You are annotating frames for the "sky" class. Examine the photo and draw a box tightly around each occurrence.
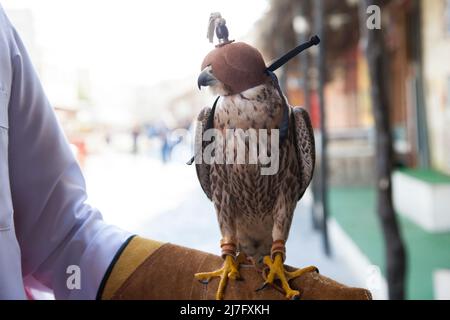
[2,0,269,124]
[3,0,269,87]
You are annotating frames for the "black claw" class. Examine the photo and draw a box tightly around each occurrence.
[255,282,269,292]
[314,267,320,274]
[199,280,209,285]
[291,295,300,300]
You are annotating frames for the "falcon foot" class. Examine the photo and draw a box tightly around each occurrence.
[194,255,240,300]
[259,253,318,300]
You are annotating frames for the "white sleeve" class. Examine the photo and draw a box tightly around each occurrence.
[5,13,133,299]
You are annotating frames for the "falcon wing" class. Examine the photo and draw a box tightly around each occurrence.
[291,107,316,200]
[194,107,213,201]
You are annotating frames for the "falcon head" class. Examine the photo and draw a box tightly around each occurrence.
[198,42,269,97]
[199,12,320,99]
[197,65,231,96]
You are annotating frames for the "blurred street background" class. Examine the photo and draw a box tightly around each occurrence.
[3,0,450,299]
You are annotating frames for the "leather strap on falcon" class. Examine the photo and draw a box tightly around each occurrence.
[271,239,287,261]
[265,36,320,73]
[186,96,220,166]
[267,71,290,145]
[220,240,237,259]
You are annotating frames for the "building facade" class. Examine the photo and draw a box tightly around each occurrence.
[422,0,450,174]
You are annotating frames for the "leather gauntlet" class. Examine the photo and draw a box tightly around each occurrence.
[99,236,372,300]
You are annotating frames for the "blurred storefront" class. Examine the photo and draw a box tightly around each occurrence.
[259,0,450,179]
[256,0,450,299]
[422,0,450,175]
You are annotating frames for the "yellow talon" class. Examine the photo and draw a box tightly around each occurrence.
[262,253,318,300]
[194,255,240,300]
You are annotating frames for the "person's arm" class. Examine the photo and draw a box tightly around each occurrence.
[5,15,132,299]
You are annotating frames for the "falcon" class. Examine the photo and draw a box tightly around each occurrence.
[192,14,320,300]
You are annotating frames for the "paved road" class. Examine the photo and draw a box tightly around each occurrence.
[83,152,360,288]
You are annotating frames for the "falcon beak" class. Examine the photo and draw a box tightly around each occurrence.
[197,67,218,90]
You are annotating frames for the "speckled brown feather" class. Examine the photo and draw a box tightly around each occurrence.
[292,107,316,200]
[195,107,213,200]
[194,80,315,265]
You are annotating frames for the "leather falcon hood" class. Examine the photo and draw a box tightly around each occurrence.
[200,35,320,96]
[201,42,269,96]
[200,13,320,96]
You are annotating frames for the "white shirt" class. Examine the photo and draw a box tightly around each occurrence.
[0,5,132,299]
